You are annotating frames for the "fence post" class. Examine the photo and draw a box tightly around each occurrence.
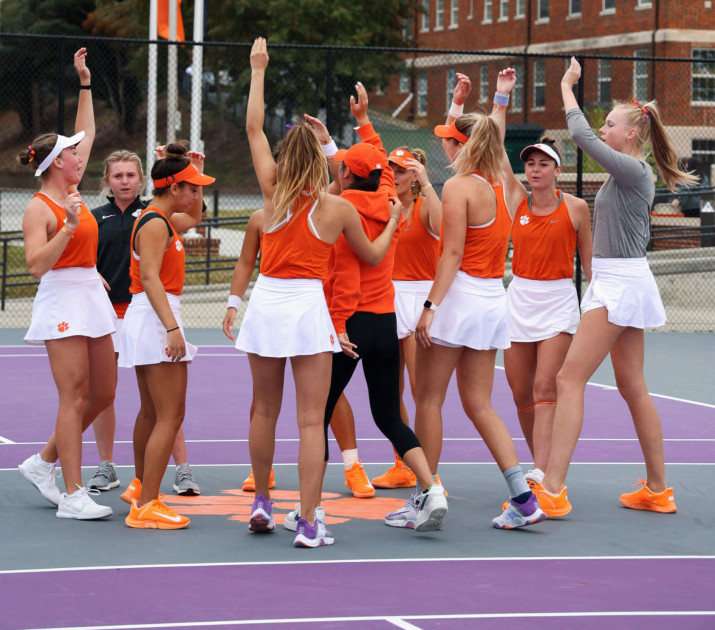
[1,240,8,311]
[575,56,585,301]
[58,38,66,135]
[701,202,715,247]
[326,49,334,133]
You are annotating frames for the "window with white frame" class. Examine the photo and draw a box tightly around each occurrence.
[499,0,508,20]
[569,0,581,16]
[418,71,428,116]
[484,0,492,21]
[480,66,489,101]
[537,0,549,20]
[468,0,473,18]
[598,59,612,104]
[692,49,715,103]
[637,0,653,6]
[421,0,430,31]
[533,59,545,109]
[436,0,444,28]
[512,62,523,112]
[446,68,457,111]
[451,0,459,26]
[562,140,577,168]
[515,0,526,18]
[399,72,410,94]
[633,50,648,102]
[602,0,615,11]
[692,139,715,168]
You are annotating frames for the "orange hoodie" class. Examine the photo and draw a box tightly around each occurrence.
[323,123,399,335]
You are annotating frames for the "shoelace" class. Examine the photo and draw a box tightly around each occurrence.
[150,500,179,516]
[631,478,648,488]
[95,462,114,479]
[176,468,194,483]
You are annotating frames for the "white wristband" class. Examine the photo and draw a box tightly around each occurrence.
[449,101,464,118]
[321,140,338,158]
[494,92,510,107]
[227,295,242,310]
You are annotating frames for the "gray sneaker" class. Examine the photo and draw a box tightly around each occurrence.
[173,463,200,495]
[86,461,120,491]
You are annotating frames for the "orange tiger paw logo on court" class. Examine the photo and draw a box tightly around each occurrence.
[164,489,405,526]
[57,322,69,332]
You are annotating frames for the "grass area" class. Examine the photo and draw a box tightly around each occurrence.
[0,243,37,300]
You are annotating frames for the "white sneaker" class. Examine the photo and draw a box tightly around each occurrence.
[414,484,448,532]
[56,487,113,520]
[384,494,419,529]
[525,468,545,487]
[18,454,61,506]
[284,504,327,533]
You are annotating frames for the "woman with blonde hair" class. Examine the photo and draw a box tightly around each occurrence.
[536,58,698,517]
[238,38,400,547]
[17,47,115,520]
[413,72,546,529]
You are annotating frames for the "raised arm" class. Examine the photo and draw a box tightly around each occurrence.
[446,72,471,124]
[246,37,277,221]
[73,47,94,189]
[304,113,341,195]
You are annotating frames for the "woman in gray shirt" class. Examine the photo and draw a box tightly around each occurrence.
[536,57,697,519]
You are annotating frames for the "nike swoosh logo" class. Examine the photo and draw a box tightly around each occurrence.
[550,219,560,223]
[153,511,182,522]
[102,215,114,220]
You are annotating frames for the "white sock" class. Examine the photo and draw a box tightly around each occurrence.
[342,449,359,469]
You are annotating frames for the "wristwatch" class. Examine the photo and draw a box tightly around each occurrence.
[424,300,438,311]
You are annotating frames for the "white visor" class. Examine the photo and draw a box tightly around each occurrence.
[35,131,85,177]
[520,143,561,167]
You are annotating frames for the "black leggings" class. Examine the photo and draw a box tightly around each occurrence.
[323,311,421,461]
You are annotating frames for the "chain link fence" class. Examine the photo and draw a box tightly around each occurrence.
[1,34,713,331]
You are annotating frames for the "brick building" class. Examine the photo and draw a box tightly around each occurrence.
[371,0,715,176]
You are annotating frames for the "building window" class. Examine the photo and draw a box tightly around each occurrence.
[598,59,612,104]
[451,0,459,26]
[537,0,549,20]
[436,0,444,28]
[403,18,412,39]
[499,0,508,20]
[418,71,428,116]
[446,68,457,111]
[602,0,615,11]
[693,49,715,103]
[468,0,473,18]
[484,0,492,21]
[512,62,523,112]
[633,50,648,102]
[533,59,545,109]
[421,0,430,31]
[480,66,489,101]
[399,72,410,94]
[569,0,581,16]
[563,140,577,168]
[637,0,652,6]
[692,139,715,167]
[515,0,526,18]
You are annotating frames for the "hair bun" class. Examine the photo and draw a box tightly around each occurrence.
[540,135,556,146]
[163,140,190,160]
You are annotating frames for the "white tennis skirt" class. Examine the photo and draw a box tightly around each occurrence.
[236,274,341,358]
[24,267,116,346]
[581,257,666,329]
[117,292,198,367]
[430,271,510,350]
[393,279,432,339]
[110,317,123,351]
[507,276,580,342]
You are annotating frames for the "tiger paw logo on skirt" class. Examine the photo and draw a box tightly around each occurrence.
[57,322,69,332]
[330,334,335,345]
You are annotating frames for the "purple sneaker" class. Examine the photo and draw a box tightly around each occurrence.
[293,513,334,548]
[492,493,547,529]
[249,493,275,532]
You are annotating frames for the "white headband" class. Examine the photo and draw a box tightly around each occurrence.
[520,143,561,167]
[35,131,85,177]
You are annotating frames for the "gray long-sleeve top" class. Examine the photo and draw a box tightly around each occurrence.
[566,107,654,258]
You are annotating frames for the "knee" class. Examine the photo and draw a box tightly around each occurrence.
[615,377,648,403]
[533,378,557,403]
[555,367,581,396]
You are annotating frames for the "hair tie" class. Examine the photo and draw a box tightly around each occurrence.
[27,146,36,163]
[630,98,650,122]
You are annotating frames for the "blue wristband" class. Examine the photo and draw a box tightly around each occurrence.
[494,92,510,107]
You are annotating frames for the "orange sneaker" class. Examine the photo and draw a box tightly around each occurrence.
[242,468,276,492]
[534,484,572,517]
[620,479,677,513]
[344,460,375,498]
[372,460,417,489]
[120,477,141,504]
[125,498,190,529]
[435,473,448,498]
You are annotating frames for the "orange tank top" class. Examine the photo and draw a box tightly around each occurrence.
[392,196,440,281]
[34,192,97,269]
[459,174,512,279]
[511,191,578,280]
[260,198,333,280]
[129,207,185,296]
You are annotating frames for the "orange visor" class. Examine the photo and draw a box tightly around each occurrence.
[153,163,216,189]
[388,148,417,168]
[433,121,470,144]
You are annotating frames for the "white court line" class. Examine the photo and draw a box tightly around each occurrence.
[1,554,713,575]
[387,619,423,630]
[34,611,715,630]
[0,435,16,444]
